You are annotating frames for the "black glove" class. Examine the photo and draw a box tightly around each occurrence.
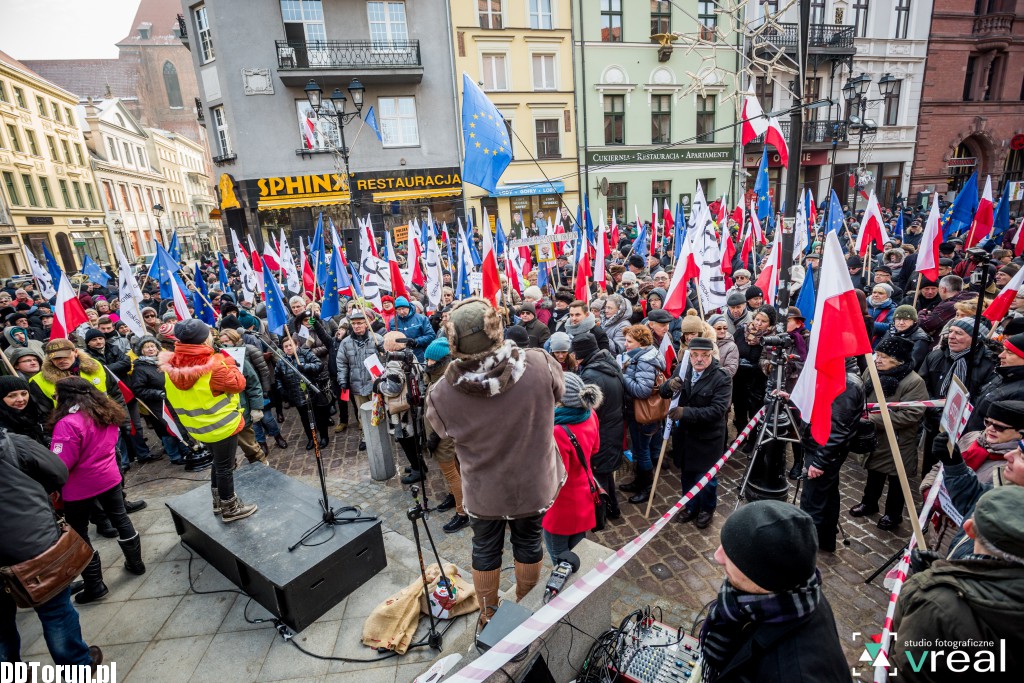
[936,439,964,468]
[406,338,417,348]
[426,432,441,452]
[910,548,942,575]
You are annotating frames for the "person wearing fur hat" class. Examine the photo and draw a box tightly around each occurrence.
[851,336,928,530]
[522,285,552,325]
[425,298,565,623]
[517,302,551,347]
[548,289,575,334]
[543,374,602,562]
[160,319,255,522]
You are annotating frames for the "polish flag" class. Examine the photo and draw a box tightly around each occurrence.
[480,212,502,307]
[51,272,89,339]
[407,220,426,287]
[170,274,193,321]
[302,115,317,150]
[754,224,782,306]
[247,235,265,294]
[262,241,281,271]
[506,248,525,295]
[720,221,736,279]
[983,264,1024,323]
[518,245,533,277]
[750,200,766,244]
[854,192,890,256]
[362,354,385,379]
[610,210,620,248]
[764,117,789,168]
[791,232,873,444]
[651,199,660,256]
[300,248,315,294]
[659,332,677,375]
[575,229,592,303]
[740,213,754,268]
[162,401,185,442]
[662,198,674,238]
[915,201,943,282]
[714,196,728,229]
[594,222,607,292]
[965,175,995,248]
[363,218,379,258]
[383,230,410,300]
[663,238,700,317]
[740,84,769,145]
[1013,217,1024,257]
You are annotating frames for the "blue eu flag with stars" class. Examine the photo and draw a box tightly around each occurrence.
[461,73,512,193]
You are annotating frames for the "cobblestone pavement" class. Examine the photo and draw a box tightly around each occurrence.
[126,406,916,667]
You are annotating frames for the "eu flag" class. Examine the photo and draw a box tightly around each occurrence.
[81,254,110,286]
[192,263,217,326]
[311,213,326,287]
[893,210,904,241]
[262,257,289,334]
[42,242,63,286]
[168,230,181,263]
[321,248,344,320]
[992,186,1011,241]
[754,149,774,229]
[217,253,230,292]
[364,105,383,142]
[826,190,844,237]
[461,73,512,192]
[945,171,978,238]
[153,243,181,299]
[794,261,817,330]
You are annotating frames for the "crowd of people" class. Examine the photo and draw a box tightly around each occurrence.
[3,194,1024,679]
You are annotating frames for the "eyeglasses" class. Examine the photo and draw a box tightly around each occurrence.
[144,313,157,318]
[985,418,1018,432]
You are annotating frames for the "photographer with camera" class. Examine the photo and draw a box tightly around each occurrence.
[377,331,431,486]
[336,309,384,452]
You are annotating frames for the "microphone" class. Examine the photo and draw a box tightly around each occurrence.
[544,551,580,602]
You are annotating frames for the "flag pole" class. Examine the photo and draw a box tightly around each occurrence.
[863,356,928,549]
[645,337,686,518]
[912,273,922,308]
[866,244,873,289]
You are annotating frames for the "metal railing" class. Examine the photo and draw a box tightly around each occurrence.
[754,23,855,50]
[274,39,421,70]
[750,119,848,145]
[973,13,1014,36]
[211,153,236,164]
[176,14,188,39]
[195,98,204,123]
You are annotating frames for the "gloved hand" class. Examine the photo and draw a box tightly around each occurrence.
[936,440,965,468]
[250,410,264,422]
[426,432,441,452]
[667,377,684,393]
[406,338,417,348]
[668,406,685,421]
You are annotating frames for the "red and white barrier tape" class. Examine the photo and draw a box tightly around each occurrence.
[866,399,946,410]
[872,467,945,683]
[441,407,767,683]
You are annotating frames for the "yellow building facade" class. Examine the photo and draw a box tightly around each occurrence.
[451,0,579,236]
[0,52,108,278]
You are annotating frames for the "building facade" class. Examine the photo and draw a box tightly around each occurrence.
[909,0,1024,206]
[742,0,932,212]
[167,130,221,256]
[180,0,464,253]
[452,0,580,235]
[572,1,740,230]
[0,52,108,277]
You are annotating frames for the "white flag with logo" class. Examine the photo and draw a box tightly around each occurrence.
[114,242,146,338]
[24,245,55,298]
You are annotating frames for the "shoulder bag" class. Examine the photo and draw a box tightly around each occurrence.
[560,424,611,532]
[634,370,669,425]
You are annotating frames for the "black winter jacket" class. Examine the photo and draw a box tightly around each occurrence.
[802,373,866,471]
[0,430,68,565]
[964,364,1024,434]
[86,344,131,380]
[577,349,625,474]
[660,359,733,473]
[275,346,331,407]
[919,343,997,432]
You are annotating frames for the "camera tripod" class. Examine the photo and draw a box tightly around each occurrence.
[404,485,454,652]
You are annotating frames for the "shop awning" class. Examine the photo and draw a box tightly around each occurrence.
[209,208,222,220]
[372,187,462,203]
[257,192,350,211]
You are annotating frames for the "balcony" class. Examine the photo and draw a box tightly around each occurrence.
[177,14,189,48]
[212,153,236,165]
[750,120,849,146]
[195,98,204,124]
[274,39,423,86]
[753,23,856,59]
[973,13,1014,50]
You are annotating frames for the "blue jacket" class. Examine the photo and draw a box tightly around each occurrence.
[622,345,665,403]
[390,310,435,361]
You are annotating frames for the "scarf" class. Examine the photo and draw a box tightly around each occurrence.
[135,354,159,365]
[743,324,768,347]
[445,341,527,397]
[565,313,596,337]
[876,361,912,398]
[554,405,590,425]
[941,348,970,395]
[962,433,1018,470]
[699,571,822,683]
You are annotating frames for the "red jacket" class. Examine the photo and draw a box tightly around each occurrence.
[543,412,600,536]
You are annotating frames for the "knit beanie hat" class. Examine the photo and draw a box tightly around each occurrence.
[561,373,604,411]
[447,298,503,357]
[520,302,537,316]
[394,296,411,310]
[986,400,1024,430]
[84,328,105,344]
[1004,333,1024,359]
[424,337,450,362]
[707,314,727,328]
[571,332,599,360]
[133,335,161,356]
[720,500,818,592]
[871,282,893,297]
[549,331,572,353]
[973,486,1024,559]
[680,310,704,335]
[174,319,211,345]
[949,318,975,336]
[745,286,764,301]
[0,374,29,398]
[875,335,914,365]
[504,325,529,347]
[894,305,918,322]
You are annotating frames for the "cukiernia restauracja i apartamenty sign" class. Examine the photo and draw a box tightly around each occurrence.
[586,147,735,165]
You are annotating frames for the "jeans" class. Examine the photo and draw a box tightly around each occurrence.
[627,419,658,472]
[64,483,137,544]
[0,587,92,665]
[543,530,586,565]
[127,401,153,460]
[680,471,718,513]
[469,515,544,571]
[207,434,240,500]
[251,405,281,442]
[160,435,187,463]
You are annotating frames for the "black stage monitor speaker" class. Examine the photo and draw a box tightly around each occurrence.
[166,464,387,633]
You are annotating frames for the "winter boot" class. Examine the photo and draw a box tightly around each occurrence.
[472,568,501,627]
[74,552,108,605]
[618,468,646,494]
[122,489,147,513]
[513,560,543,602]
[220,495,257,522]
[212,487,221,515]
[117,533,146,575]
[627,470,653,504]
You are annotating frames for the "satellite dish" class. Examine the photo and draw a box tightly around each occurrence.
[600,177,609,196]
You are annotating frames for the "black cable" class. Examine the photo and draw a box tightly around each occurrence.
[124,474,209,488]
[183,543,244,597]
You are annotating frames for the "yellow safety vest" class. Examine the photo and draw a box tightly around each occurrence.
[164,364,242,443]
[30,367,109,406]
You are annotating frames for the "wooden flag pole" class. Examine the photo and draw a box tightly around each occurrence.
[866,244,874,289]
[645,341,687,518]
[864,355,928,549]
[912,273,923,308]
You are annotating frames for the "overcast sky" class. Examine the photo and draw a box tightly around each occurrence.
[0,0,140,61]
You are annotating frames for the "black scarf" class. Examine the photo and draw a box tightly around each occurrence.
[876,361,912,398]
[0,400,47,445]
[699,571,822,683]
[941,348,970,395]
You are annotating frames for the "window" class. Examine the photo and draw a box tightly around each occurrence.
[106,137,118,161]
[532,54,556,90]
[696,95,716,142]
[607,182,626,221]
[535,119,560,159]
[985,54,1005,101]
[122,142,133,165]
[13,87,26,109]
[75,144,84,166]
[102,181,117,211]
[85,184,97,210]
[281,0,326,65]
[367,2,408,45]
[852,0,869,37]
[604,95,624,144]
[652,180,671,211]
[5,125,21,153]
[64,107,72,123]
[25,130,39,156]
[61,140,73,166]
[119,184,133,212]
[0,127,4,149]
[804,76,821,121]
[296,100,340,150]
[53,103,62,123]
[136,146,147,168]
[895,0,911,39]
[378,97,419,147]
[810,0,826,24]
[146,188,155,209]
[0,80,7,103]
[601,0,622,42]
[530,0,553,29]
[651,1,671,34]
[194,5,215,63]
[35,96,48,117]
[697,1,716,40]
[964,55,977,101]
[651,94,671,144]
[883,79,902,126]
[163,61,183,108]
[755,75,775,114]
[481,53,508,91]
[38,177,54,208]
[133,186,145,213]
[2,172,20,206]
[58,179,72,208]
[479,0,502,29]
[72,182,85,209]
[21,175,38,207]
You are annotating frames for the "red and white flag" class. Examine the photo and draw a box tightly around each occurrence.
[594,221,607,292]
[983,263,1024,323]
[740,84,769,145]
[662,238,700,317]
[51,272,89,339]
[247,235,265,295]
[480,210,502,307]
[750,200,766,245]
[791,232,873,444]
[764,117,789,168]
[610,210,620,248]
[170,273,193,322]
[302,115,317,150]
[262,241,281,272]
[162,401,185,442]
[363,354,385,379]
[966,175,994,248]
[384,230,410,300]
[301,248,315,295]
[659,332,677,375]
[915,200,943,282]
[407,219,426,287]
[854,192,890,256]
[575,228,592,303]
[720,219,736,279]
[651,199,660,256]
[662,198,674,238]
[1013,217,1024,257]
[754,224,782,306]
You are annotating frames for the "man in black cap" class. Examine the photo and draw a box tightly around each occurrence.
[627,253,645,276]
[725,291,750,334]
[894,486,1024,680]
[900,277,942,313]
[660,336,732,528]
[700,501,847,681]
[871,265,904,302]
[848,255,866,290]
[516,302,550,347]
[937,256,954,279]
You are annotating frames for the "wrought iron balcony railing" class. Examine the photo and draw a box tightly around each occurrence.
[753,23,855,51]
[750,119,849,145]
[275,39,421,70]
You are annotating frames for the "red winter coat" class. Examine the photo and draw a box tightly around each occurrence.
[543,411,600,536]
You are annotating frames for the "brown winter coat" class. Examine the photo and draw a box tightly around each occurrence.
[858,368,928,477]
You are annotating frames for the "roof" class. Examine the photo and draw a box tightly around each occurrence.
[0,50,82,101]
[23,59,140,103]
[117,0,185,46]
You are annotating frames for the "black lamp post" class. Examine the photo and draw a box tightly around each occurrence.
[843,73,875,209]
[152,203,167,246]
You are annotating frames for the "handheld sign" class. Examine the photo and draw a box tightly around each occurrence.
[940,376,970,441]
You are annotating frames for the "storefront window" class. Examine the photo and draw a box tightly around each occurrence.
[72,231,110,265]
[607,182,626,221]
